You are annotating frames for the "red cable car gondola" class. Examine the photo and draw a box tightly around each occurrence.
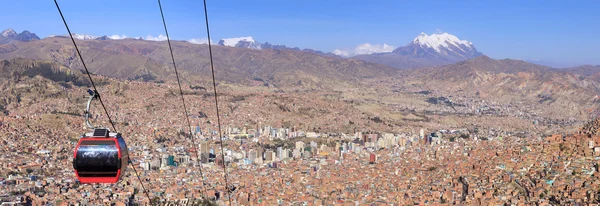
[73,90,129,184]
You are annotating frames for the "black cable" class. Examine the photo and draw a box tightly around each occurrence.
[129,160,152,203]
[157,0,208,198]
[53,0,152,203]
[53,0,117,132]
[201,0,232,205]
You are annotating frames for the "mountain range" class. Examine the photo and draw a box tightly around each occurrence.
[0,28,40,44]
[2,28,600,91]
[7,28,598,72]
[46,31,341,59]
[0,32,395,89]
[2,27,600,123]
[216,36,340,58]
[563,65,600,82]
[398,55,600,119]
[1,28,598,85]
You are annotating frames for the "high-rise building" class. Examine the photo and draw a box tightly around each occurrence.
[150,159,160,170]
[310,141,318,148]
[282,148,289,159]
[196,126,201,135]
[399,137,407,147]
[265,150,274,162]
[199,142,209,155]
[257,147,265,160]
[141,162,150,171]
[160,155,169,168]
[271,151,277,161]
[264,125,272,136]
[295,141,305,150]
[271,129,277,138]
[178,154,190,165]
[249,150,257,162]
[167,155,176,166]
[277,147,283,160]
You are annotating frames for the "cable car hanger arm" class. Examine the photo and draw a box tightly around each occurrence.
[85,89,100,130]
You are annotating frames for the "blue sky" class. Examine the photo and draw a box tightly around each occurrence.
[1,0,599,65]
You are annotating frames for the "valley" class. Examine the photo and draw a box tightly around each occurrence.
[2,26,600,205]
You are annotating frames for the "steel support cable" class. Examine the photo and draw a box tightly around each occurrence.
[53,0,151,203]
[129,159,152,203]
[201,0,232,205]
[157,0,208,198]
[53,0,116,132]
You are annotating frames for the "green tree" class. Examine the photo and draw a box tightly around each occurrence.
[150,197,161,206]
[194,199,218,206]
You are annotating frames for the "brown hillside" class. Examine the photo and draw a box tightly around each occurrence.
[0,37,398,89]
[399,56,600,119]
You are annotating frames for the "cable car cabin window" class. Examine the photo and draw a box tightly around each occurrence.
[75,140,120,177]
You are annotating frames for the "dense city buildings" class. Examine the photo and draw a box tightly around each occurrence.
[3,107,600,205]
[1,80,599,205]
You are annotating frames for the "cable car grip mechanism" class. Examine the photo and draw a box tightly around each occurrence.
[84,89,100,130]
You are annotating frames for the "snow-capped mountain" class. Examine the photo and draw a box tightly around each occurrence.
[353,32,483,69]
[394,32,482,61]
[0,28,40,43]
[218,37,262,50]
[216,36,339,58]
[73,33,128,40]
[412,32,473,53]
[49,33,129,40]
[72,33,99,40]
[1,28,17,38]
